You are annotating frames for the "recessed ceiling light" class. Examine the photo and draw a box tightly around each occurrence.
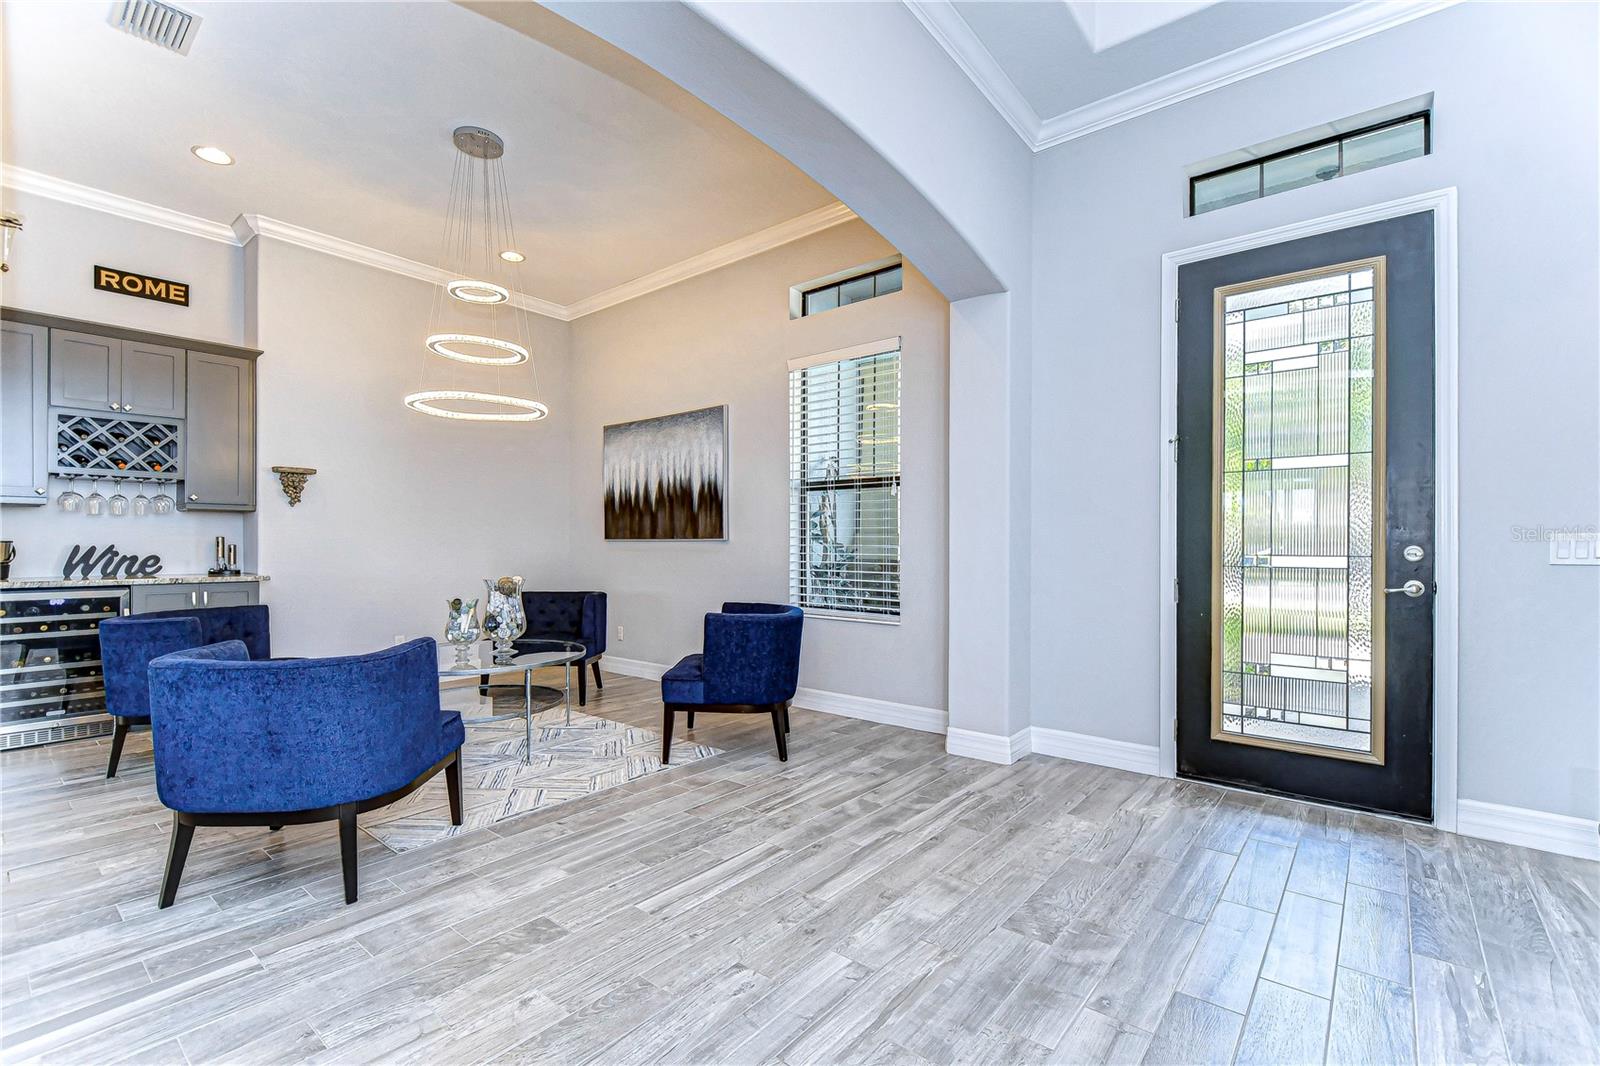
[190,145,234,166]
[498,250,525,263]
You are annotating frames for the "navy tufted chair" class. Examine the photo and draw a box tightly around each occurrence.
[98,605,274,778]
[147,637,464,907]
[514,591,607,705]
[660,603,803,762]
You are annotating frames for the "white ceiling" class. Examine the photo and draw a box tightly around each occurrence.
[954,0,1348,120]
[0,1,835,306]
[908,1,1451,149]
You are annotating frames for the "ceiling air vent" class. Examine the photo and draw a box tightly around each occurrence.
[110,0,201,55]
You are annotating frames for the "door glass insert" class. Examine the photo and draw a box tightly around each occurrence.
[1214,259,1384,762]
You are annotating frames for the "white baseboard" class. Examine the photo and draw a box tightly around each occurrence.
[793,687,947,734]
[946,726,1030,764]
[598,658,947,734]
[1030,726,1162,776]
[598,655,667,681]
[1456,799,1599,862]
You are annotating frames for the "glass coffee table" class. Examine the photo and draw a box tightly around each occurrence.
[437,640,587,762]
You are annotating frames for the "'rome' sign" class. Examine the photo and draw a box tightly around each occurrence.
[93,266,189,306]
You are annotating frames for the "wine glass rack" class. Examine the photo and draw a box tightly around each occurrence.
[49,409,183,481]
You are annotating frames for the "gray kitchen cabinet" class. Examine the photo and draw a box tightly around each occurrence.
[130,582,259,614]
[1,321,49,504]
[182,351,255,511]
[49,329,120,411]
[198,582,258,609]
[48,330,185,418]
[131,585,202,614]
[119,340,186,418]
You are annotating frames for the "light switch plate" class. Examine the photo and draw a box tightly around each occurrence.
[1549,534,1599,565]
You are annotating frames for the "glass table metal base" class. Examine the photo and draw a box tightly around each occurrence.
[437,641,586,763]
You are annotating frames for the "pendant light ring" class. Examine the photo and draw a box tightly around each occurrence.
[404,390,548,422]
[425,333,529,366]
[446,278,510,305]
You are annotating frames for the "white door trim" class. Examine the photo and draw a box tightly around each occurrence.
[1157,188,1461,832]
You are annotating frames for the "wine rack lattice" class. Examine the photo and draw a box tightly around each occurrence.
[49,409,183,481]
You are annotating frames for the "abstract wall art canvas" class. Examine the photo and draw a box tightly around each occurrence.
[603,405,727,540]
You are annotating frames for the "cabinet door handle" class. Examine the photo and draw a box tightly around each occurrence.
[109,403,121,411]
[188,494,199,501]
[190,591,198,607]
[123,404,134,412]
[34,487,46,495]
[202,590,210,607]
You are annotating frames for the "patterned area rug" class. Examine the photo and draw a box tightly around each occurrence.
[360,697,721,853]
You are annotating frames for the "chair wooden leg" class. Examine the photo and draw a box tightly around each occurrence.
[268,824,283,831]
[591,660,603,690]
[338,803,359,904]
[783,702,790,734]
[446,752,464,826]
[771,706,788,762]
[106,718,131,778]
[662,706,675,764]
[578,663,588,707]
[686,710,695,729]
[159,817,194,909]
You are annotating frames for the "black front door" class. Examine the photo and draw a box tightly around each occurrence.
[1176,213,1436,819]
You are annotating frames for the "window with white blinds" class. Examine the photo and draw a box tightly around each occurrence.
[788,338,902,620]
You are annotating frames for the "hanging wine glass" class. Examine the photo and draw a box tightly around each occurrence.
[133,481,152,517]
[84,480,107,516]
[153,482,176,515]
[57,477,84,513]
[108,480,130,517]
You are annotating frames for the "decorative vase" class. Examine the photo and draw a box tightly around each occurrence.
[444,597,481,666]
[484,575,526,664]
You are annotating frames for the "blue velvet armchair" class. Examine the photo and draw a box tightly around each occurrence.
[514,591,607,705]
[147,637,464,907]
[660,603,803,762]
[98,604,274,778]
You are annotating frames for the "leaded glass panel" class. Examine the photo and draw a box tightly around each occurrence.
[1215,261,1383,759]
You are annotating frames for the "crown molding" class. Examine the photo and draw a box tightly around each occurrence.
[901,1,1041,147]
[3,166,854,323]
[230,213,570,320]
[1,164,239,244]
[562,201,857,320]
[905,0,1458,152]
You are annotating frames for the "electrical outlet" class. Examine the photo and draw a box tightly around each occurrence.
[617,625,625,642]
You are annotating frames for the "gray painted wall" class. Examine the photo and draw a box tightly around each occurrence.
[1028,1,1599,819]
[245,237,574,657]
[565,220,950,712]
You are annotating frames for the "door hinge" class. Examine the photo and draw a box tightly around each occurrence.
[1173,578,1180,603]
[1168,435,1180,463]
[1173,297,1181,323]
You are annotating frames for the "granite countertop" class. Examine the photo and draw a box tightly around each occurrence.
[0,574,271,589]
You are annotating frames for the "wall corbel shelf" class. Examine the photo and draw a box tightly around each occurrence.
[269,466,316,506]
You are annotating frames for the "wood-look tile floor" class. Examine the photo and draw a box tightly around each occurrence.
[1,671,1596,1065]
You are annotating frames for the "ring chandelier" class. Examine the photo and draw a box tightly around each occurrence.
[407,126,544,422]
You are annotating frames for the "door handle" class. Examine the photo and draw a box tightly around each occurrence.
[190,591,198,607]
[1384,580,1427,598]
[202,590,210,607]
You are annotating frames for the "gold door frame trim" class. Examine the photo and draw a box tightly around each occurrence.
[1209,256,1387,766]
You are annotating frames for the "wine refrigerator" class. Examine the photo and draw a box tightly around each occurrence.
[0,587,129,750]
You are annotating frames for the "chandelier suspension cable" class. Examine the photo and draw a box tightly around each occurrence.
[491,153,540,401]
